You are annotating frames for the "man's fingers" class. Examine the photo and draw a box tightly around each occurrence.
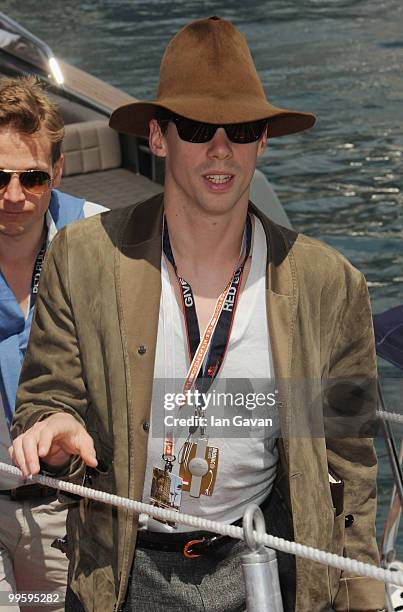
[37,427,54,458]
[21,434,41,475]
[77,431,98,467]
[36,423,97,468]
[48,426,97,467]
[10,435,31,477]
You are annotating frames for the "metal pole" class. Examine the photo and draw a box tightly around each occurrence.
[378,381,403,611]
[241,504,284,612]
[378,381,403,508]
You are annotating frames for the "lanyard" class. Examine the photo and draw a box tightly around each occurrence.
[161,215,252,467]
[30,238,47,309]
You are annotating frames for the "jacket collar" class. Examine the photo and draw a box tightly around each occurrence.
[120,193,164,249]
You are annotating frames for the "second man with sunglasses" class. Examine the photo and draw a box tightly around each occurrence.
[0,76,107,610]
[10,17,385,612]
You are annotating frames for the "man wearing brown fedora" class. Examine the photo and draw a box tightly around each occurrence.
[10,16,385,612]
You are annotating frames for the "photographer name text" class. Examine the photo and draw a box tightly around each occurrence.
[164,414,273,428]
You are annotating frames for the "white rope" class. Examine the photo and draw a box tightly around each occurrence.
[1,462,402,588]
[377,409,403,425]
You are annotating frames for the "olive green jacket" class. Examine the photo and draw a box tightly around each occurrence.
[13,194,386,611]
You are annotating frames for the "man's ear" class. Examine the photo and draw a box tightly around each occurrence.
[52,153,64,188]
[149,119,167,158]
[257,127,268,158]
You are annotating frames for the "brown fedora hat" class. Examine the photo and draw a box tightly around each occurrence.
[110,16,316,138]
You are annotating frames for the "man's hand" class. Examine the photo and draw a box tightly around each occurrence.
[9,413,98,477]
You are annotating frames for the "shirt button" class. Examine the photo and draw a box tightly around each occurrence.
[345,514,354,528]
[142,421,150,433]
[138,345,146,355]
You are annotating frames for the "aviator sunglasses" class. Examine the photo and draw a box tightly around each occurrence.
[0,169,53,196]
[159,113,268,144]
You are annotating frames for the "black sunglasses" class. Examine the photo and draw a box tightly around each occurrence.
[0,169,53,195]
[159,114,268,144]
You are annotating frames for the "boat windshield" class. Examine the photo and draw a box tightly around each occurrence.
[0,12,53,74]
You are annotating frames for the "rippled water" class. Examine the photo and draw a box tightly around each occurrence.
[3,0,403,553]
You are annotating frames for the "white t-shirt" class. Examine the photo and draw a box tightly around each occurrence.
[141,215,280,532]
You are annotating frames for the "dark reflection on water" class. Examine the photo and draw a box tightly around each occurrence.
[2,0,403,554]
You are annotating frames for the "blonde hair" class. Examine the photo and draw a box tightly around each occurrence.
[0,76,64,164]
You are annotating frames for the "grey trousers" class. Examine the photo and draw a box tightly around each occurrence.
[123,538,248,612]
[65,488,296,612]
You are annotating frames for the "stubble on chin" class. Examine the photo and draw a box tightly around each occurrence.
[0,220,26,237]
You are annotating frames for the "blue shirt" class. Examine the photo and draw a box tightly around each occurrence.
[0,189,86,428]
